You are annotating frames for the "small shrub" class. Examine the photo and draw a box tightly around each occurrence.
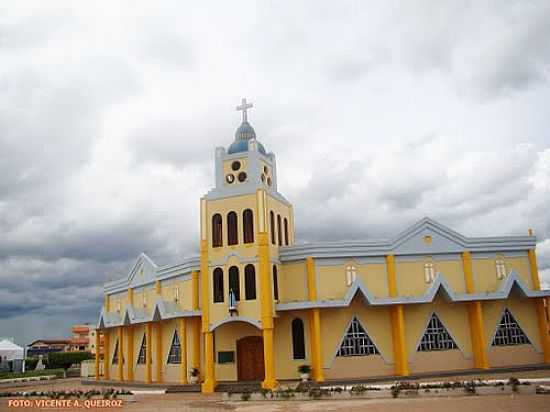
[508,377,520,392]
[240,391,251,401]
[297,364,311,374]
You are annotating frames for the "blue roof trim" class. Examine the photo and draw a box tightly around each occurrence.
[97,300,201,329]
[274,271,550,312]
[279,217,536,261]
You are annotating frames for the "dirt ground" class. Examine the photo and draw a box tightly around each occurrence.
[1,372,550,412]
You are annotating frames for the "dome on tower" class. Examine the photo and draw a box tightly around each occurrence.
[228,98,267,155]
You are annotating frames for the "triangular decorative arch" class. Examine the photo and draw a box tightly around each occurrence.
[167,330,181,364]
[337,317,380,357]
[492,308,531,346]
[417,313,457,352]
[137,334,147,364]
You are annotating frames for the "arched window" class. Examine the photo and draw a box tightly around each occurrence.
[270,211,275,244]
[495,255,506,279]
[243,209,254,244]
[291,318,305,359]
[345,265,357,286]
[284,218,289,245]
[212,214,223,247]
[245,264,257,300]
[424,258,435,283]
[273,265,279,301]
[277,214,282,246]
[213,268,224,303]
[229,266,240,301]
[227,212,238,245]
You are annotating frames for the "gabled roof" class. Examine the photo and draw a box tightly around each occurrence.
[275,271,550,311]
[279,217,536,261]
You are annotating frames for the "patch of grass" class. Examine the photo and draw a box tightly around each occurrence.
[0,369,64,380]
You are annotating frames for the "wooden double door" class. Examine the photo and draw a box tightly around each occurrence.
[237,336,265,381]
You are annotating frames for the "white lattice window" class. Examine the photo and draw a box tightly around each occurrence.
[492,309,530,346]
[424,260,435,283]
[345,265,357,286]
[174,286,180,303]
[167,331,181,364]
[418,313,457,352]
[495,257,507,280]
[337,317,380,357]
[142,293,147,308]
[116,301,121,313]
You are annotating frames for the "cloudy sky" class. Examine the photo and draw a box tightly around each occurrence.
[1,1,550,346]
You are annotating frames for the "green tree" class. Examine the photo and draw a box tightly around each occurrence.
[48,352,93,378]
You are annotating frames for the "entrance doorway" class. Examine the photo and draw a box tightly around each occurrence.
[237,336,265,381]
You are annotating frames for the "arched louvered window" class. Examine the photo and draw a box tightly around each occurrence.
[495,255,507,280]
[284,218,289,245]
[229,266,240,301]
[273,265,279,301]
[227,211,238,245]
[243,209,254,244]
[245,264,256,300]
[270,211,276,245]
[292,318,306,359]
[424,258,435,283]
[213,268,224,303]
[277,214,282,246]
[212,214,222,247]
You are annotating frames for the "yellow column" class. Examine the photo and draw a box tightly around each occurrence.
[386,254,409,376]
[306,256,324,382]
[200,239,216,393]
[94,330,100,380]
[116,327,124,381]
[145,323,152,383]
[462,251,489,369]
[528,249,550,362]
[191,271,201,372]
[179,318,188,384]
[103,331,110,380]
[155,321,163,382]
[126,326,134,381]
[259,228,278,389]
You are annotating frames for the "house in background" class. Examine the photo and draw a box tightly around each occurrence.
[27,339,71,357]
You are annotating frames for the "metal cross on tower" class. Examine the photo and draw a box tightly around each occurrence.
[236,98,253,123]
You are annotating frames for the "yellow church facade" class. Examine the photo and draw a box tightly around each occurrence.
[96,99,550,393]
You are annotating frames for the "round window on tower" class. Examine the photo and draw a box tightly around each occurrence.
[231,161,241,171]
[226,174,235,184]
[238,172,247,182]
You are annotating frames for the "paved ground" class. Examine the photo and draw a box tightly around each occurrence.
[1,373,550,411]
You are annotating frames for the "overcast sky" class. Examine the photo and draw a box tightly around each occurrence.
[1,1,550,346]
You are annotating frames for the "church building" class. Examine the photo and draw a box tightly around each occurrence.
[96,99,550,393]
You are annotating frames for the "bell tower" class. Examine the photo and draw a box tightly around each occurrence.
[199,98,294,392]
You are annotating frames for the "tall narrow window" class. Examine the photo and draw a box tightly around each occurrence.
[492,309,530,346]
[292,318,306,359]
[212,214,223,247]
[495,256,507,280]
[270,211,275,244]
[273,265,279,301]
[229,266,240,301]
[277,214,282,246]
[213,268,224,303]
[418,313,457,352]
[284,218,289,245]
[137,334,146,364]
[243,209,254,244]
[227,212,238,245]
[345,265,357,286]
[112,340,119,364]
[245,264,256,300]
[167,331,181,364]
[337,317,380,357]
[424,259,435,283]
